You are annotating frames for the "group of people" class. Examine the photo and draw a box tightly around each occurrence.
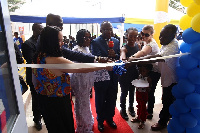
[18,12,180,133]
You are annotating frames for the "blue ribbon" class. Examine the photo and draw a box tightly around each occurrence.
[112,60,127,76]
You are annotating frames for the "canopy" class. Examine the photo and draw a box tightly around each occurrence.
[10,15,125,24]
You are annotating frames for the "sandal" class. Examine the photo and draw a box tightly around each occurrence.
[131,118,141,123]
[138,122,145,129]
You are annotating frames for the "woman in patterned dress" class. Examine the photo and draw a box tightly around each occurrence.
[32,26,111,133]
[71,29,94,133]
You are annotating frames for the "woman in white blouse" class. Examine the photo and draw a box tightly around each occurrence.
[129,25,161,121]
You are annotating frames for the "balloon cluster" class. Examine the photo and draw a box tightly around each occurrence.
[168,0,200,132]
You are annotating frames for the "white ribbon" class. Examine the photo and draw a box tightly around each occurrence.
[154,11,170,24]
[17,53,190,69]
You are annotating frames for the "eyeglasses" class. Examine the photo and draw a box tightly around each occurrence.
[83,36,90,40]
[102,28,112,32]
[141,31,150,37]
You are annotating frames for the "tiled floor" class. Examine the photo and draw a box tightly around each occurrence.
[25,79,168,133]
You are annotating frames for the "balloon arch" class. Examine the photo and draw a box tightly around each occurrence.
[164,0,200,132]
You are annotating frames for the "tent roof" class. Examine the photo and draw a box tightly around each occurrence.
[10,15,125,24]
[10,0,184,25]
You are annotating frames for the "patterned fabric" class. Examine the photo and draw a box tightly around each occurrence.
[94,69,110,82]
[32,54,71,97]
[70,46,94,133]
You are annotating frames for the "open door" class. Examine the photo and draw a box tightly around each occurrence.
[0,0,28,133]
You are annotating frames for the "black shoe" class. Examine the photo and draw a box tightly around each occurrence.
[106,120,117,129]
[147,114,153,120]
[98,123,104,132]
[34,121,42,131]
[120,110,129,121]
[128,107,135,117]
[90,88,92,98]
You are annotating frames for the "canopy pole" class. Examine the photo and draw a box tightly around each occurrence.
[120,23,124,48]
[153,0,169,48]
[70,24,71,35]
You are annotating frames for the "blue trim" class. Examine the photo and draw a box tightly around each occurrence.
[10,15,125,24]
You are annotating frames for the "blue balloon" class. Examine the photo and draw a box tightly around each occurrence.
[185,93,200,109]
[169,104,180,117]
[198,120,200,125]
[177,79,195,96]
[180,41,192,53]
[172,84,185,99]
[188,68,200,85]
[186,125,200,133]
[191,41,200,60]
[173,99,190,114]
[167,125,177,133]
[179,54,199,70]
[182,28,200,44]
[179,112,198,128]
[168,117,185,133]
[195,85,200,94]
[191,109,200,121]
[176,66,189,81]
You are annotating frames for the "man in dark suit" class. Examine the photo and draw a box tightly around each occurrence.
[21,23,44,131]
[91,21,120,132]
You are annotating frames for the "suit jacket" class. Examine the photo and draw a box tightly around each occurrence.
[91,35,120,83]
[91,35,120,59]
[62,47,95,63]
[21,36,37,85]
[36,36,95,63]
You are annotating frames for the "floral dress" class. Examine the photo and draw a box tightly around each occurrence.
[70,46,94,133]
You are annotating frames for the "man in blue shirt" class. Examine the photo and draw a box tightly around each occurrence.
[13,32,23,50]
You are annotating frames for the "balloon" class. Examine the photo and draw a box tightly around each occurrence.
[167,125,176,133]
[176,66,189,80]
[186,125,200,133]
[185,93,200,109]
[191,41,200,59]
[168,117,185,133]
[194,0,200,5]
[179,41,192,53]
[191,109,200,120]
[191,13,200,33]
[180,0,194,7]
[179,15,192,30]
[179,54,198,70]
[179,112,198,128]
[182,28,200,44]
[195,85,200,94]
[169,104,180,117]
[173,99,190,114]
[188,68,200,85]
[177,79,195,96]
[187,2,200,17]
[172,84,185,99]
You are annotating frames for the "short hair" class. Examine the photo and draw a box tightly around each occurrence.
[76,29,90,46]
[164,24,177,36]
[32,23,42,31]
[143,25,154,35]
[38,26,62,57]
[100,21,112,29]
[14,32,18,35]
[127,27,138,34]
[46,13,63,27]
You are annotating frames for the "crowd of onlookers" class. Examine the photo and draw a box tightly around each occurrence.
[12,13,183,133]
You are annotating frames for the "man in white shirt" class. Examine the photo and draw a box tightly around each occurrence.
[151,24,180,131]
